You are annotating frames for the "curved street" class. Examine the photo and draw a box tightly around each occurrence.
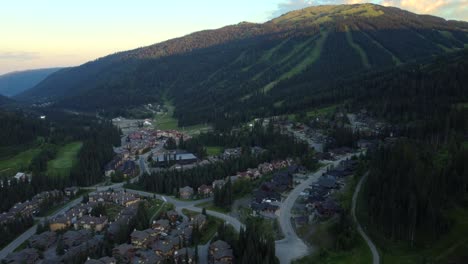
[275,154,355,263]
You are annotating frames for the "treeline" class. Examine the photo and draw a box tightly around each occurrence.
[70,121,121,186]
[213,179,233,209]
[364,139,468,245]
[141,152,265,195]
[0,214,34,248]
[0,111,48,149]
[216,217,278,264]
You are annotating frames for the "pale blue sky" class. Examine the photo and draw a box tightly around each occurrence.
[0,0,466,74]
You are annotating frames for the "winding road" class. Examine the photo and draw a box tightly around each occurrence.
[351,173,380,264]
[275,154,356,263]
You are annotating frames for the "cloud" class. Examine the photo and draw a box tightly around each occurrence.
[271,0,468,21]
[0,51,40,61]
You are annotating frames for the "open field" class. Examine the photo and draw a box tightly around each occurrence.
[206,146,223,156]
[154,100,211,135]
[47,142,82,177]
[0,147,41,178]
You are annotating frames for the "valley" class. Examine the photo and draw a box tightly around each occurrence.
[1,3,468,264]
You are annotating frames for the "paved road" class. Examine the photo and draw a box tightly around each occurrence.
[352,173,380,264]
[0,196,83,260]
[275,154,355,264]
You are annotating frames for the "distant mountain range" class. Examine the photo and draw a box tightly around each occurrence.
[16,4,468,126]
[0,68,62,97]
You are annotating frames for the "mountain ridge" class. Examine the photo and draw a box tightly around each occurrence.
[15,4,468,127]
[0,68,62,97]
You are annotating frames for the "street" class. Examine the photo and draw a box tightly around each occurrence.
[275,154,355,264]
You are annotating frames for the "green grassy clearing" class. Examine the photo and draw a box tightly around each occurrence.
[195,201,230,214]
[206,146,223,156]
[345,27,370,68]
[0,147,41,178]
[286,104,339,121]
[359,30,402,65]
[47,141,82,177]
[154,99,211,134]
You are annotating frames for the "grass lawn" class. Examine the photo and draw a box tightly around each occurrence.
[286,104,339,121]
[148,200,174,223]
[195,201,230,214]
[0,147,41,178]
[206,146,223,156]
[294,236,372,264]
[47,141,82,177]
[154,99,211,134]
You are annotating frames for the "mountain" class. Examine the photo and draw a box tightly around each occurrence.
[0,68,62,97]
[16,4,468,127]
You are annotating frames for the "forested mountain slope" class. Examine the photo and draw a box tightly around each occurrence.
[0,68,61,97]
[16,4,468,127]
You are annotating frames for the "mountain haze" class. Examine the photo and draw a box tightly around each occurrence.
[0,68,62,97]
[17,4,468,126]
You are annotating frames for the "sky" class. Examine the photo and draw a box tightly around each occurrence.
[1,0,467,75]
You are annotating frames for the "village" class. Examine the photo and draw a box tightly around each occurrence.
[1,107,388,264]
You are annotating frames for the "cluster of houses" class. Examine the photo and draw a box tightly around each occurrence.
[251,166,304,218]
[176,159,295,200]
[106,210,206,263]
[118,129,191,157]
[104,155,137,178]
[209,240,234,263]
[48,191,140,232]
[294,159,359,226]
[5,229,107,264]
[0,189,65,225]
[5,191,142,264]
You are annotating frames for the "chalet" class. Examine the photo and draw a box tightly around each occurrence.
[4,248,40,264]
[316,198,341,217]
[151,236,180,257]
[153,219,171,233]
[166,210,180,223]
[131,229,159,248]
[174,247,195,263]
[316,176,338,189]
[13,172,27,181]
[64,186,79,196]
[212,179,226,189]
[209,240,234,263]
[179,186,194,199]
[49,215,71,231]
[75,215,108,232]
[197,184,213,197]
[113,244,136,263]
[190,214,207,228]
[134,249,162,264]
[29,231,57,250]
[63,230,93,249]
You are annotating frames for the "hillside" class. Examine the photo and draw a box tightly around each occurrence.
[0,68,62,97]
[16,4,468,128]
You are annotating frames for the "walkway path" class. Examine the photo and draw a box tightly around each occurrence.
[351,173,380,264]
